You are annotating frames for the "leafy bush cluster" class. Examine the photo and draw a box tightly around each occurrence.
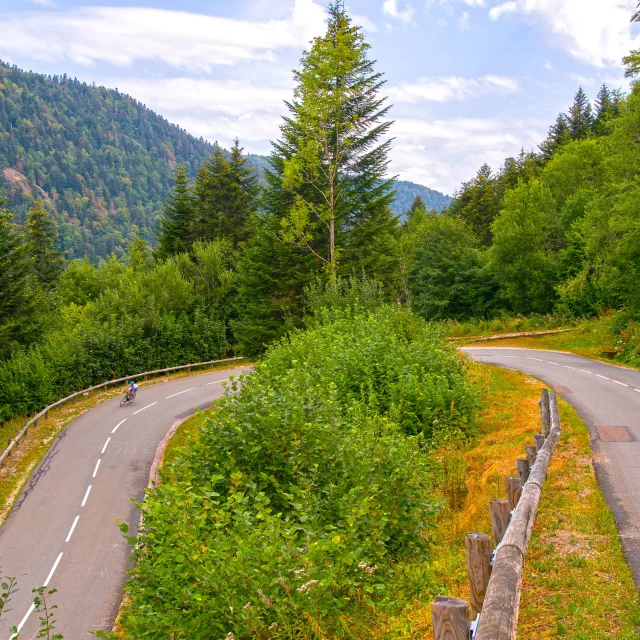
[0,240,234,423]
[121,306,478,639]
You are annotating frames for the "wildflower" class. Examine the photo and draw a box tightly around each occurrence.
[269,622,278,630]
[257,588,274,608]
[293,568,306,576]
[225,634,235,640]
[297,579,318,594]
[242,602,252,611]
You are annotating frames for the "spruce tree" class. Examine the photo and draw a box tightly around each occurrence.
[593,84,621,135]
[623,2,640,76]
[567,87,594,140]
[195,140,258,248]
[157,165,196,258]
[266,2,396,284]
[539,114,571,161]
[0,198,37,355]
[406,195,427,219]
[25,200,64,289]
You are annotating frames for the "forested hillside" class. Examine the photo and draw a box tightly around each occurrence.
[0,62,448,260]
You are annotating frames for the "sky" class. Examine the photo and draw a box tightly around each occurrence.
[0,0,638,195]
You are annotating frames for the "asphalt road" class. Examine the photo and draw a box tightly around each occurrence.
[465,347,640,588]
[0,366,249,639]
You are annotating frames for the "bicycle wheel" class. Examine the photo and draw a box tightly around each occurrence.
[120,394,129,407]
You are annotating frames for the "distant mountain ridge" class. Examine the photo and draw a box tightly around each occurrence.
[0,62,450,260]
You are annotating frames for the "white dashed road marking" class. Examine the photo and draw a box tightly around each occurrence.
[596,374,609,380]
[206,378,230,386]
[111,418,126,434]
[165,388,195,399]
[65,516,80,543]
[613,380,629,387]
[81,485,92,507]
[580,370,592,374]
[101,438,111,454]
[92,459,101,478]
[133,402,157,415]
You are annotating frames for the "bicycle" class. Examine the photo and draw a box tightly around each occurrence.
[120,390,136,407]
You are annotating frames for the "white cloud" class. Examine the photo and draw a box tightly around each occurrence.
[458,11,471,29]
[570,73,597,86]
[350,12,379,32]
[382,0,415,23]
[488,0,640,68]
[0,0,326,71]
[388,74,519,103]
[489,1,518,20]
[543,60,554,71]
[389,116,542,192]
[111,78,290,116]
[32,0,56,6]
[464,0,486,6]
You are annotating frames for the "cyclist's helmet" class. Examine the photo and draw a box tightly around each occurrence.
[129,380,135,386]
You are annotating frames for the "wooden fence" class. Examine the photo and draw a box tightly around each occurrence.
[432,389,562,640]
[0,356,246,467]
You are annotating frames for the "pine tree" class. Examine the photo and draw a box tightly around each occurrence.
[25,200,64,289]
[195,140,258,248]
[567,87,594,140]
[157,165,196,258]
[593,84,621,135]
[539,114,571,161]
[266,2,396,284]
[406,195,427,219]
[450,164,499,246]
[0,198,37,355]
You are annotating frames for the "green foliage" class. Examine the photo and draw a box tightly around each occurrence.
[406,213,497,320]
[488,180,561,314]
[0,61,213,260]
[0,240,234,422]
[157,165,196,258]
[121,306,478,638]
[567,87,595,140]
[266,3,397,282]
[25,201,65,289]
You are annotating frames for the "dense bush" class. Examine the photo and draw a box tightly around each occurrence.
[0,240,234,423]
[120,306,478,638]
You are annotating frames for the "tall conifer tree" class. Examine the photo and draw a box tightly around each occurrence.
[539,114,572,161]
[25,200,64,289]
[157,165,196,258]
[567,87,594,140]
[0,198,37,355]
[593,84,621,135]
[266,1,396,284]
[195,140,258,248]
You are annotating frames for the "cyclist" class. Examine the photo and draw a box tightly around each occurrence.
[127,379,139,400]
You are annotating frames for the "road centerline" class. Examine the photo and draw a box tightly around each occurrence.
[92,459,101,478]
[165,388,195,399]
[111,418,127,434]
[65,516,80,542]
[206,378,230,385]
[133,401,157,415]
[81,485,92,507]
[101,437,111,454]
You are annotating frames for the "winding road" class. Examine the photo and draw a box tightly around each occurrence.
[465,347,640,588]
[0,366,249,639]
[3,348,640,638]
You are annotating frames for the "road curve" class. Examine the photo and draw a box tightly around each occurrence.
[465,347,640,589]
[0,366,250,639]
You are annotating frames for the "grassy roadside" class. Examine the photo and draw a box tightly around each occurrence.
[153,362,640,638]
[0,362,249,526]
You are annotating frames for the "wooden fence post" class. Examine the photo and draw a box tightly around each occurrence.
[525,445,537,467]
[516,458,530,486]
[540,388,551,437]
[534,433,545,452]
[465,533,492,617]
[489,499,511,546]
[432,596,470,640]
[506,476,522,510]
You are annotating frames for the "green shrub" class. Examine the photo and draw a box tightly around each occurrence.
[121,306,478,638]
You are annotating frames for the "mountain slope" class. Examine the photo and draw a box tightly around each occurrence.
[0,62,449,260]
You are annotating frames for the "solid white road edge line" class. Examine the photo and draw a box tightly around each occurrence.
[43,552,63,587]
[133,401,157,415]
[65,516,79,542]
[92,459,101,478]
[206,378,230,386]
[81,485,92,507]
[165,388,195,399]
[111,418,127,434]
[101,437,111,454]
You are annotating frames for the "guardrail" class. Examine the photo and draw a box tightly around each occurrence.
[431,389,561,640]
[0,356,246,468]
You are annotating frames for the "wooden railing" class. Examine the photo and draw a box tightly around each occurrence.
[0,356,246,467]
[431,389,562,639]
